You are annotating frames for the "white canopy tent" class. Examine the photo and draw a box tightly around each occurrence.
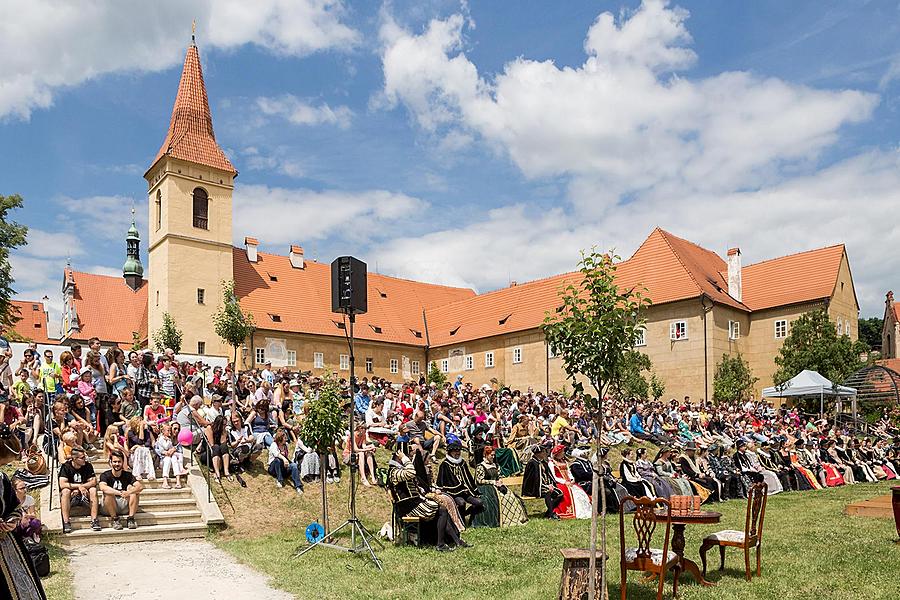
[762,369,857,419]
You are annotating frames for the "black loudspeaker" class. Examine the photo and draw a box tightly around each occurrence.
[331,256,367,315]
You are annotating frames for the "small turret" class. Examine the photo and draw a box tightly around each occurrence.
[123,207,144,291]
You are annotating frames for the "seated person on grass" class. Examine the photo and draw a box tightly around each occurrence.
[402,410,443,464]
[58,446,100,534]
[99,450,144,530]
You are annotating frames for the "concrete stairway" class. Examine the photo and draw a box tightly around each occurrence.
[41,448,224,547]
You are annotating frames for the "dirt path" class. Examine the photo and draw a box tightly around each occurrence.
[68,539,294,600]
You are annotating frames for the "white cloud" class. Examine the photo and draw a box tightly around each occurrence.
[0,0,359,119]
[255,94,353,128]
[242,147,307,178]
[56,195,148,242]
[233,184,427,247]
[379,0,877,215]
[374,1,894,316]
[20,229,84,259]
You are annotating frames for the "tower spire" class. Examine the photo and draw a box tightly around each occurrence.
[191,19,196,45]
[123,206,144,291]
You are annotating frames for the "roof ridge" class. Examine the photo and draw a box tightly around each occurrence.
[427,269,580,314]
[743,243,845,269]
[654,229,706,297]
[249,248,476,293]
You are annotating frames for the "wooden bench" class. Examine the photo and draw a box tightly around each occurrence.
[500,475,523,488]
[398,515,421,547]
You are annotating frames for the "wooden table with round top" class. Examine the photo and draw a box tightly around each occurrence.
[649,509,722,588]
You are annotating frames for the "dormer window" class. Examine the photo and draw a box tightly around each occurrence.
[369,325,382,334]
[409,329,423,339]
[333,320,346,330]
[450,326,461,336]
[271,314,282,323]
[192,187,208,230]
[499,314,511,325]
[268,273,278,282]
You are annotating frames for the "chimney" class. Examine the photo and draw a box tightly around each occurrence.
[244,236,258,263]
[289,245,304,269]
[727,247,742,303]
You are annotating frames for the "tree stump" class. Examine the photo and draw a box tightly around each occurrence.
[559,548,604,600]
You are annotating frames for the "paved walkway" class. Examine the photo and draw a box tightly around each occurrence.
[69,539,294,600]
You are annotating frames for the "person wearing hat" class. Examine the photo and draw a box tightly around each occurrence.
[436,441,483,527]
[548,444,592,519]
[734,439,782,495]
[288,379,304,415]
[521,444,564,519]
[679,441,720,503]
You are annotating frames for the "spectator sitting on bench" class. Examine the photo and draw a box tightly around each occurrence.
[99,450,144,530]
[58,446,100,534]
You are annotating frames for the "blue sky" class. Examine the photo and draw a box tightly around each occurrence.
[2,0,900,334]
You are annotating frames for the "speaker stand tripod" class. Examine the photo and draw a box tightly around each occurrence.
[295,313,384,569]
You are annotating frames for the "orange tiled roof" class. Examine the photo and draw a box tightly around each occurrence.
[233,249,476,346]
[425,228,850,347]
[740,245,846,311]
[147,44,236,176]
[877,358,900,373]
[7,300,52,343]
[70,271,147,346]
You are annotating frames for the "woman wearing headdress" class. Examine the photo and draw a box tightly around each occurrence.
[653,446,694,496]
[618,448,654,498]
[734,439,783,495]
[635,447,672,498]
[548,445,592,519]
[471,445,528,528]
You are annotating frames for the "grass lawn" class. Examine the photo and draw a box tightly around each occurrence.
[213,471,900,600]
[43,539,75,600]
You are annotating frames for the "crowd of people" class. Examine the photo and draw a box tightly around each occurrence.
[1,337,899,556]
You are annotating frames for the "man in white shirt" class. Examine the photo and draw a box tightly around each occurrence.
[261,362,275,387]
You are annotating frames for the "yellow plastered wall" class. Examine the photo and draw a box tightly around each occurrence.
[146,157,235,357]
[826,252,859,341]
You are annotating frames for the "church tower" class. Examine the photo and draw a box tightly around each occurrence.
[144,37,236,357]
[122,208,144,291]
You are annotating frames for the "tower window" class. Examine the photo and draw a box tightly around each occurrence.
[197,288,205,304]
[155,190,162,231]
[192,187,209,230]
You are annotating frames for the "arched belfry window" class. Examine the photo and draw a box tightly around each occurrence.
[192,187,208,230]
[155,190,162,231]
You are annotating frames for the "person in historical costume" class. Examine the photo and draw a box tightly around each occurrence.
[780,441,819,491]
[679,442,720,503]
[706,445,746,500]
[796,440,831,488]
[734,439,782,495]
[653,447,694,496]
[0,469,46,599]
[847,439,879,482]
[821,440,853,485]
[634,447,672,498]
[548,445,592,519]
[435,441,484,524]
[386,451,465,552]
[521,445,564,519]
[471,446,527,528]
[618,448,654,498]
[758,442,798,492]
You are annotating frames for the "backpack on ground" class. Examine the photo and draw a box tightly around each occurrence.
[22,537,50,578]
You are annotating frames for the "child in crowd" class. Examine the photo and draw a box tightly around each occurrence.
[126,416,155,480]
[59,430,77,461]
[76,367,97,425]
[169,422,187,489]
[143,393,168,433]
[103,425,129,462]
[155,423,185,489]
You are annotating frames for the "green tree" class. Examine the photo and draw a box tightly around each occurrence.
[650,372,666,402]
[213,280,255,368]
[298,373,345,532]
[774,309,866,385]
[713,353,758,402]
[0,194,28,335]
[131,331,143,352]
[153,312,183,354]
[426,360,446,387]
[611,350,651,401]
[857,317,883,351]
[542,249,650,600]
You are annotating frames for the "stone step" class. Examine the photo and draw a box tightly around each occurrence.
[97,487,194,500]
[69,497,199,515]
[57,521,208,547]
[68,509,203,530]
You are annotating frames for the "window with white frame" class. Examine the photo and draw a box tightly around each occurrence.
[390,358,399,374]
[340,354,350,370]
[836,320,843,335]
[775,320,787,339]
[728,320,740,340]
[313,352,324,368]
[365,357,373,373]
[411,360,420,375]
[634,327,646,347]
[255,347,265,364]
[440,359,449,373]
[485,352,494,368]
[669,320,688,341]
[844,320,851,337]
[287,350,296,367]
[464,355,474,370]
[512,347,523,364]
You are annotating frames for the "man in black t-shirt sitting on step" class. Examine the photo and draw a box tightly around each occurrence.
[58,446,100,533]
[99,450,144,530]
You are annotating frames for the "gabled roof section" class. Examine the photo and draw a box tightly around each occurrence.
[146,43,236,177]
[69,271,148,346]
[740,245,846,311]
[7,300,52,343]
[232,249,475,346]
[617,228,747,311]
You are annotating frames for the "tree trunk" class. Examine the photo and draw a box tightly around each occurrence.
[588,394,608,600]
